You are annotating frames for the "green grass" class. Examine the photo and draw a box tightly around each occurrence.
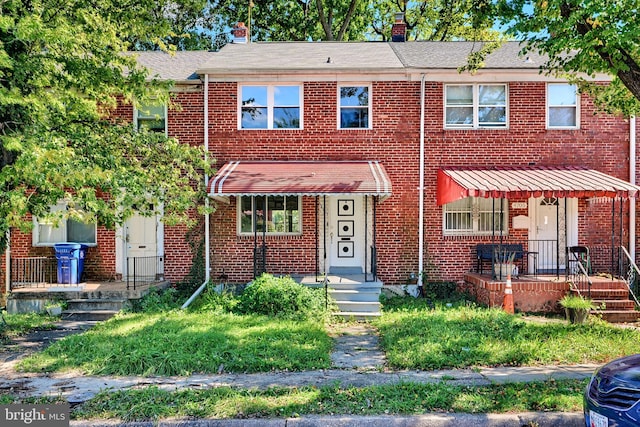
[374,297,640,369]
[65,379,586,422]
[1,312,58,344]
[17,310,332,375]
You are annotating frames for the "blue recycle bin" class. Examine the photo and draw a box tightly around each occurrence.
[54,243,88,284]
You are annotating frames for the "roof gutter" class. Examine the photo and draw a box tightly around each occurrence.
[419,74,425,284]
[631,116,636,262]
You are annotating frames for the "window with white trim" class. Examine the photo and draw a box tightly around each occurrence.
[33,202,97,246]
[135,102,167,134]
[240,85,301,129]
[547,83,578,128]
[445,84,507,128]
[443,197,507,235]
[239,196,301,234]
[339,85,371,129]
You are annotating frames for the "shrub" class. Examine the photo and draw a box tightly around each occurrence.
[236,273,332,319]
[191,284,239,314]
[129,287,181,313]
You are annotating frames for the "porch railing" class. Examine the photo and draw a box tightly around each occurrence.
[126,255,164,290]
[619,246,640,309]
[10,256,57,289]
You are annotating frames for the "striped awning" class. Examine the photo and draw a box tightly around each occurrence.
[209,161,392,199]
[437,167,640,205]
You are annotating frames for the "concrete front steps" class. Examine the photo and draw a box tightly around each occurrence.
[329,281,382,320]
[62,298,128,321]
[573,281,640,323]
[301,274,382,320]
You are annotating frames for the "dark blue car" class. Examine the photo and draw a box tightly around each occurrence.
[585,354,640,427]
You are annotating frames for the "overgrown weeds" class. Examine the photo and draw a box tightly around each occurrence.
[68,379,586,422]
[375,296,640,370]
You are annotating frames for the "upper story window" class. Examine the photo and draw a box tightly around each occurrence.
[547,83,579,128]
[135,102,167,134]
[339,85,371,129]
[239,195,301,235]
[443,197,507,236]
[445,84,507,129]
[240,85,301,129]
[33,202,97,246]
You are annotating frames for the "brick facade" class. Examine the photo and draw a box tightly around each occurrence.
[1,44,637,296]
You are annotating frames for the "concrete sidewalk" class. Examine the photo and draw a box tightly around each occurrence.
[2,320,592,426]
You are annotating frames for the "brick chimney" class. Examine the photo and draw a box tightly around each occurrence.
[391,12,406,42]
[232,22,248,44]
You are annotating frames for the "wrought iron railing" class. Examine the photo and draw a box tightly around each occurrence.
[619,246,640,309]
[10,256,57,288]
[126,255,164,290]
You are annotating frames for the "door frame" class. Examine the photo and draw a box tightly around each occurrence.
[528,196,577,272]
[115,212,164,279]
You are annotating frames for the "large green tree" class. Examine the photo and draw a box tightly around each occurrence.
[475,0,640,115]
[0,0,212,252]
[207,0,497,42]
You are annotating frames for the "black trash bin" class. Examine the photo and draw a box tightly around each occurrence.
[54,243,82,284]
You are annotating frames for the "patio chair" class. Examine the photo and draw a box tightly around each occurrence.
[568,246,591,275]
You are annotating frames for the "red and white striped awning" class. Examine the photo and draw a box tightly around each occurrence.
[209,161,392,199]
[437,167,640,205]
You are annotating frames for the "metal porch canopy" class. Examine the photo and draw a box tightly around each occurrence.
[209,160,392,199]
[437,166,640,205]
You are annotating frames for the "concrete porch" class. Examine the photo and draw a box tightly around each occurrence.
[463,272,640,323]
[7,280,172,320]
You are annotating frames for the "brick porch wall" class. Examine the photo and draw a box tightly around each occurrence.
[463,274,569,313]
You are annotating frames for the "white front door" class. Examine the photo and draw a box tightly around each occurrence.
[328,197,365,274]
[530,197,577,273]
[124,212,160,279]
[534,197,559,271]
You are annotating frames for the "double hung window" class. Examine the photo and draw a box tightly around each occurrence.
[135,102,167,134]
[548,83,578,128]
[240,85,301,129]
[445,84,507,128]
[33,202,97,246]
[339,85,371,129]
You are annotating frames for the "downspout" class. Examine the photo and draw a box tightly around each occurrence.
[418,74,425,283]
[630,116,636,263]
[181,73,210,309]
[204,73,211,283]
[5,230,10,293]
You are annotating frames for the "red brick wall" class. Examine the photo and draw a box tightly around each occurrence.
[2,77,632,289]
[207,81,421,284]
[421,81,630,283]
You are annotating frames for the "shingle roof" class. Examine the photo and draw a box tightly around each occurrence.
[196,42,405,73]
[131,41,552,80]
[389,41,548,69]
[131,51,214,82]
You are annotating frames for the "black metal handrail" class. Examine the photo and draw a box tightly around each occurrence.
[619,246,640,309]
[126,255,164,290]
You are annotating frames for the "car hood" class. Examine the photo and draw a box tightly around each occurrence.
[596,354,640,392]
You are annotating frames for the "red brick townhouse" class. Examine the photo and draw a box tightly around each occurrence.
[4,34,640,317]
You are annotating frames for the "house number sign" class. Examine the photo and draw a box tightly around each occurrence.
[511,202,527,209]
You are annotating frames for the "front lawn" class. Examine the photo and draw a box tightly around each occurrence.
[374,297,640,370]
[18,310,332,375]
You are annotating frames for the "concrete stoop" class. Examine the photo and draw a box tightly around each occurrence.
[329,282,382,320]
[62,298,127,321]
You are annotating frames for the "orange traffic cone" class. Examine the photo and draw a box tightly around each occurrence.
[503,267,514,314]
